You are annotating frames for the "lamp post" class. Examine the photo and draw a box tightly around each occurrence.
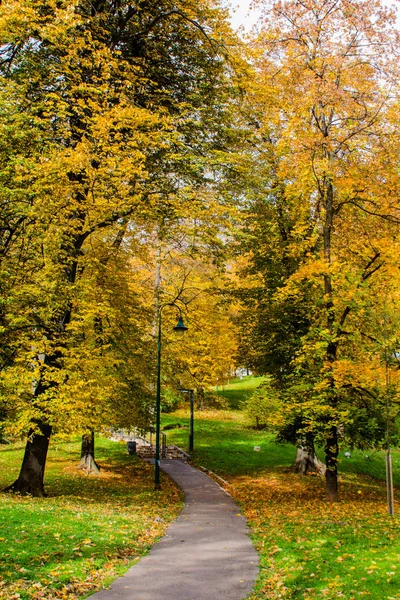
[155,305,188,491]
[381,312,395,516]
[179,388,195,453]
[384,329,395,516]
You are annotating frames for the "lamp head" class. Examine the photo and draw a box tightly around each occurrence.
[173,315,188,337]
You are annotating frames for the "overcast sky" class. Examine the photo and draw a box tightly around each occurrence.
[223,0,399,31]
[224,0,261,30]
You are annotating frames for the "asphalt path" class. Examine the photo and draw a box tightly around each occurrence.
[90,460,259,600]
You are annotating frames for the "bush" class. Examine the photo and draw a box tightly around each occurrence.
[162,423,186,431]
[161,389,181,413]
[197,390,229,410]
[243,381,281,430]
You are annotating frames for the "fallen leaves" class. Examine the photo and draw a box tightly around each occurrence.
[229,469,400,599]
[0,438,183,600]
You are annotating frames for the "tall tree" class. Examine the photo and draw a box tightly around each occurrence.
[0,0,240,495]
[128,207,239,402]
[238,0,400,500]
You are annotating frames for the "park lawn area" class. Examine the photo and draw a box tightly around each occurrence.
[0,436,183,600]
[216,375,266,409]
[162,408,295,475]
[163,377,400,599]
[238,470,400,600]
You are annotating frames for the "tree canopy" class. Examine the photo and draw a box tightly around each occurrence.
[1,0,400,502]
[236,0,400,499]
[0,0,242,495]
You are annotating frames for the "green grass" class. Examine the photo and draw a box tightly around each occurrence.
[337,446,400,484]
[163,407,400,486]
[163,377,400,600]
[242,472,400,600]
[3,374,400,600]
[162,409,294,475]
[0,436,182,600]
[216,375,266,409]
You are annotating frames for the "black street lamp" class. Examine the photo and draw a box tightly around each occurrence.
[155,304,188,490]
[179,388,195,453]
[173,316,188,336]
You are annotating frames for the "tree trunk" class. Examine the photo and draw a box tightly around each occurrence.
[4,423,52,497]
[196,387,205,410]
[79,431,100,474]
[325,425,339,502]
[322,178,339,500]
[152,222,163,336]
[294,436,326,476]
[255,416,266,430]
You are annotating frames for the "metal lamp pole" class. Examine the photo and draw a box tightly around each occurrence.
[385,342,395,516]
[189,389,194,453]
[179,389,195,452]
[154,310,162,490]
[154,306,188,491]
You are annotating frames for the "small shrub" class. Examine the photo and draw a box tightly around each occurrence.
[161,388,182,413]
[198,391,229,410]
[243,381,281,430]
[162,423,186,431]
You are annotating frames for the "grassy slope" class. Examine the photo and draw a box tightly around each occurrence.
[215,376,266,410]
[163,377,400,600]
[0,437,182,600]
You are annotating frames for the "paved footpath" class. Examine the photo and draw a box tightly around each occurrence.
[91,460,259,600]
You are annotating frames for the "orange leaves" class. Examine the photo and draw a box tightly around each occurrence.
[239,2,400,495]
[229,463,400,599]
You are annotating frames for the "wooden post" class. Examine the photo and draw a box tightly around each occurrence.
[386,451,395,516]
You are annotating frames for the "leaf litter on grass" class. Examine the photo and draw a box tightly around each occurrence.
[0,438,183,600]
[229,469,400,600]
[163,377,400,600]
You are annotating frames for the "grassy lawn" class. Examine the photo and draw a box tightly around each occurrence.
[162,408,294,475]
[4,375,399,600]
[0,436,182,600]
[241,471,400,600]
[163,376,400,599]
[216,375,266,409]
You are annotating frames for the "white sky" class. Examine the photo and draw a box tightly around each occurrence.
[223,0,399,31]
[223,0,261,31]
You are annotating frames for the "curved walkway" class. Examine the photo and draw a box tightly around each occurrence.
[91,460,259,600]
